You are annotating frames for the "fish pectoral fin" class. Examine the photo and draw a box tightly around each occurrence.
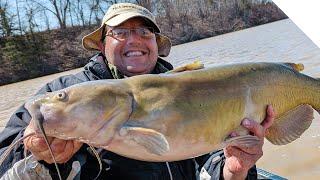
[166,60,204,73]
[266,104,314,145]
[119,126,170,156]
[221,135,260,149]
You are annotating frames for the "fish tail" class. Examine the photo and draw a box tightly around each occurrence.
[314,78,320,114]
[305,77,320,113]
[314,77,320,113]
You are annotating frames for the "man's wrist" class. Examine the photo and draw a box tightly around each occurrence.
[222,165,248,180]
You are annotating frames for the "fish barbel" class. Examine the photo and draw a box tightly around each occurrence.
[23,62,320,162]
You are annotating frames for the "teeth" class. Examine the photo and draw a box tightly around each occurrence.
[125,51,143,57]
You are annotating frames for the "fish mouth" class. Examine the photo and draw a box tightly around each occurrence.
[24,99,46,134]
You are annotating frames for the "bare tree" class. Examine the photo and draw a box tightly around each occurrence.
[0,0,14,37]
[42,8,51,31]
[92,0,109,25]
[29,0,71,29]
[68,1,74,27]
[135,0,152,11]
[24,0,41,34]
[97,0,114,14]
[87,1,96,25]
[85,0,112,26]
[159,0,174,29]
[72,0,86,26]
[15,0,23,35]
[50,0,70,28]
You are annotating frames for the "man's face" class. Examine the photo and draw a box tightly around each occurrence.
[102,17,158,77]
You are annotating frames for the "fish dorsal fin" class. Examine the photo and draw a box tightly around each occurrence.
[284,63,304,72]
[265,104,314,145]
[166,60,204,73]
[119,126,170,155]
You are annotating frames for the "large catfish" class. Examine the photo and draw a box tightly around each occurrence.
[21,62,320,162]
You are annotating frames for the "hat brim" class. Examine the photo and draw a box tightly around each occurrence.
[156,34,171,57]
[82,28,171,57]
[82,26,104,51]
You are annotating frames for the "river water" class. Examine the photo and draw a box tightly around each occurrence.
[1,19,320,179]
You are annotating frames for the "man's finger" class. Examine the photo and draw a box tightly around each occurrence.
[225,146,248,159]
[57,140,77,163]
[32,149,55,163]
[53,140,83,163]
[51,138,68,154]
[35,144,66,164]
[72,141,83,154]
[242,119,264,138]
[54,140,73,163]
[25,136,53,152]
[261,105,275,129]
[33,136,54,150]
[232,142,263,155]
[228,132,239,138]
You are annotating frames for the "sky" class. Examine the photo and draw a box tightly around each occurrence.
[5,0,112,31]
[272,0,320,48]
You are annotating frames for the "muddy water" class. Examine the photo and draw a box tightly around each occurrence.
[1,19,320,179]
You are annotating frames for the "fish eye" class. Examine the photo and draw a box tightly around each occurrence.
[56,91,67,101]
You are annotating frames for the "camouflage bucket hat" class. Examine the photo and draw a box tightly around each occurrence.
[82,3,171,57]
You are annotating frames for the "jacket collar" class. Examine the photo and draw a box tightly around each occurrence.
[85,53,173,79]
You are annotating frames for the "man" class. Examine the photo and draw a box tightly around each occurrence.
[0,3,274,180]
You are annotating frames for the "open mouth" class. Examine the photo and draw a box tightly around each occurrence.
[28,106,45,133]
[124,50,147,57]
[24,97,47,134]
[34,110,46,133]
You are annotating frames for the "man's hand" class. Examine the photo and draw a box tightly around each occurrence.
[23,121,83,164]
[223,105,275,180]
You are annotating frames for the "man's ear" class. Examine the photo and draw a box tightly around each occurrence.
[97,41,105,55]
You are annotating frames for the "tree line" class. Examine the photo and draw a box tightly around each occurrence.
[0,0,287,85]
[1,0,283,38]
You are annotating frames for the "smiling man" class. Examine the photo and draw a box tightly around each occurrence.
[82,3,172,78]
[0,3,274,180]
[101,18,159,76]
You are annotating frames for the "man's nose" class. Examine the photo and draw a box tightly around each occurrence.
[126,30,143,43]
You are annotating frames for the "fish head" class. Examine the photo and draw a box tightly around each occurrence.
[25,81,132,142]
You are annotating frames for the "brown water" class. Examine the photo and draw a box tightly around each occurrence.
[1,19,320,179]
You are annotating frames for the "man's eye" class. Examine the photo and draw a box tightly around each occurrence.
[140,28,151,35]
[113,29,127,36]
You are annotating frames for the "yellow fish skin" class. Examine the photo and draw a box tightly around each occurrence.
[23,62,320,162]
